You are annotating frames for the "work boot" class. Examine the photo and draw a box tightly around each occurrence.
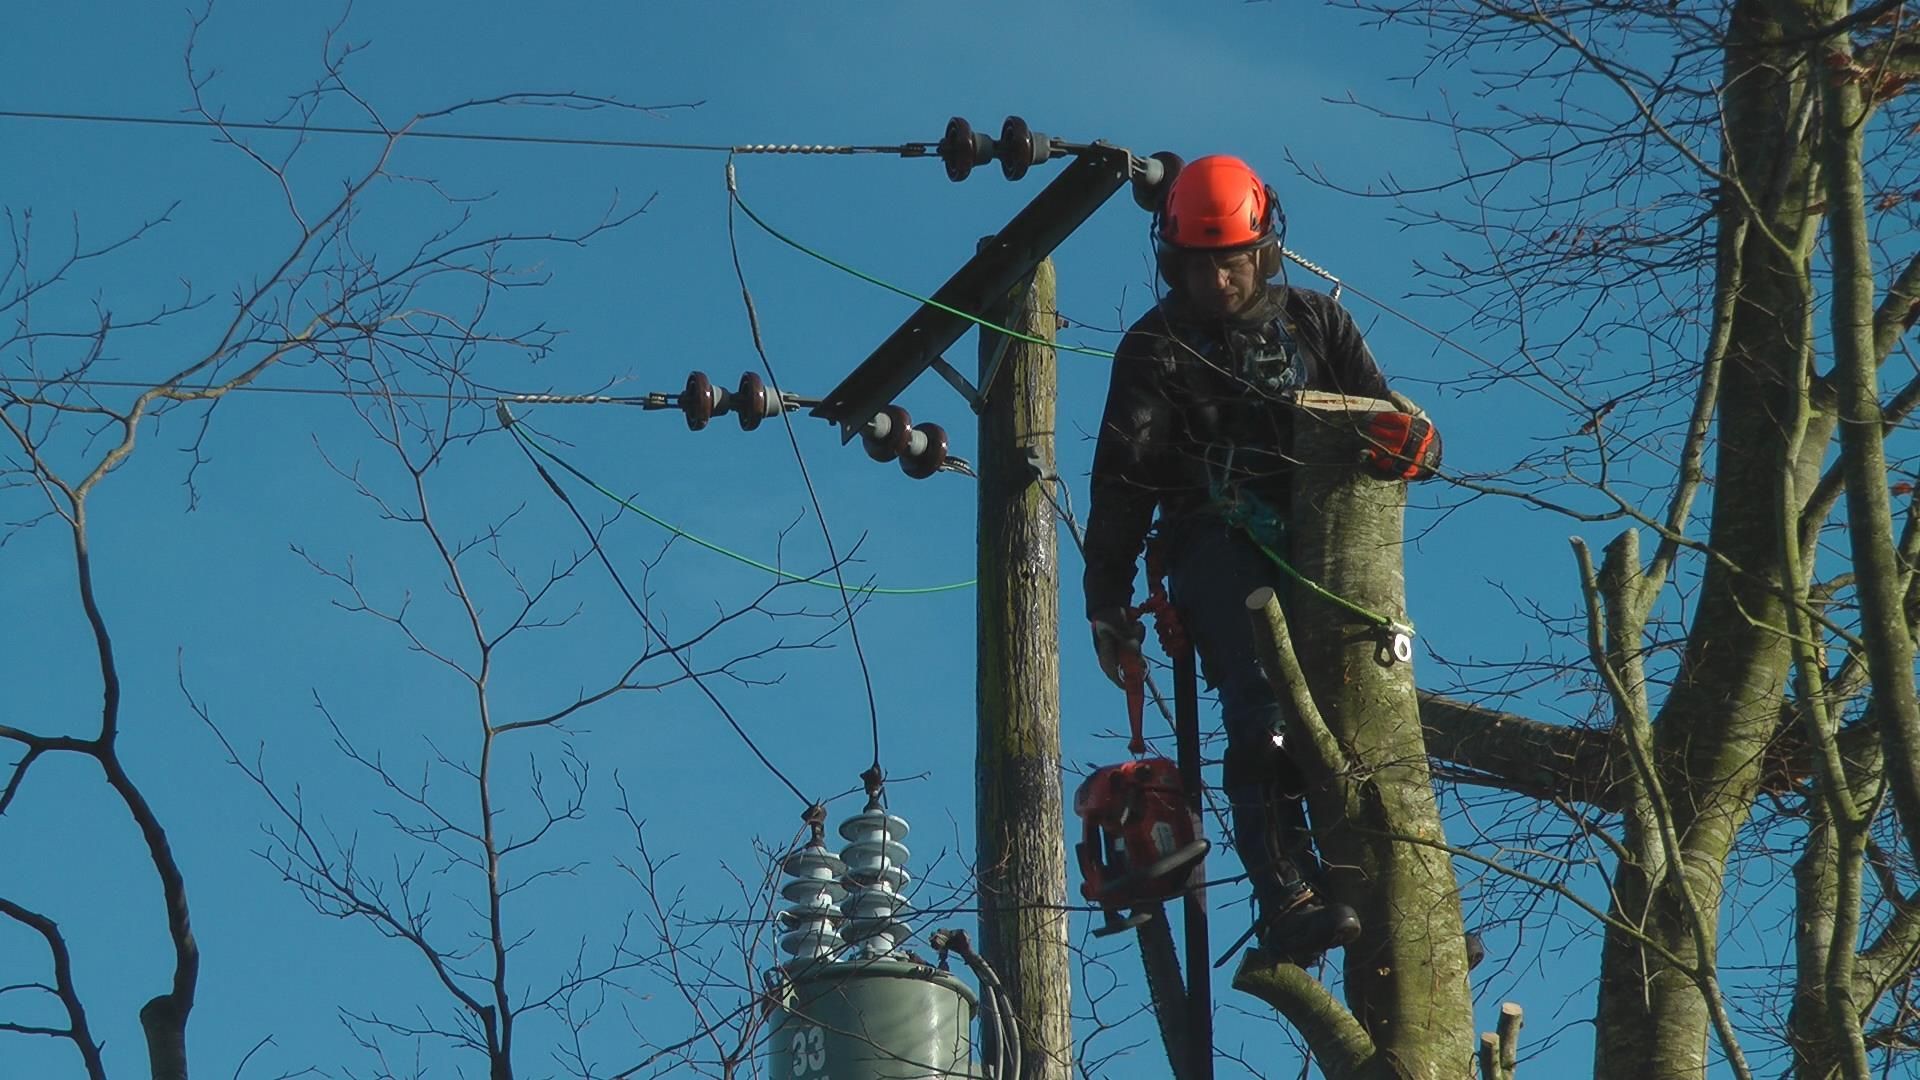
[1257,886,1361,966]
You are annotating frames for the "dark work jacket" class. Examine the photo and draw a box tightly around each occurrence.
[1082,284,1391,616]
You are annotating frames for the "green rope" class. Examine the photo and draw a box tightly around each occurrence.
[1209,485,1408,633]
[508,424,975,597]
[726,166,1118,360]
[1249,536,1405,632]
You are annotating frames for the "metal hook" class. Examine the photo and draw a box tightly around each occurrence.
[1375,622,1415,667]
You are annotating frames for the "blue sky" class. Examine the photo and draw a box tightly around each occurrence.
[1,3,1656,1077]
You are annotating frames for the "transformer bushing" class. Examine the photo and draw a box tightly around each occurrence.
[837,794,913,959]
[764,787,983,1079]
[778,834,848,965]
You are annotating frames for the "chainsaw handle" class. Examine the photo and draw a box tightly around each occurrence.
[1121,654,1146,755]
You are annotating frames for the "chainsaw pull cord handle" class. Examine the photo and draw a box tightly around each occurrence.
[1129,540,1187,756]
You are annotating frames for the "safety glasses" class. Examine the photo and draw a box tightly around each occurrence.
[1165,246,1261,277]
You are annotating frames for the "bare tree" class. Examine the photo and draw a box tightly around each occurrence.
[0,9,766,1076]
[184,342,861,1077]
[1182,3,1920,1078]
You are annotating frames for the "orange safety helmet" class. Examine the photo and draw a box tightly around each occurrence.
[1156,154,1283,251]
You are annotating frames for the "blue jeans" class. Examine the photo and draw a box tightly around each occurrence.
[1165,519,1317,910]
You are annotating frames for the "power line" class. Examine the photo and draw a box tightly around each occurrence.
[729,175,1122,361]
[0,108,932,157]
[727,163,1587,414]
[15,107,1581,415]
[506,420,814,806]
[508,420,974,596]
[727,160,887,774]
[11,376,652,405]
[24,374,975,593]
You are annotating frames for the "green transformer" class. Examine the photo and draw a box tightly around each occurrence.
[766,957,978,1080]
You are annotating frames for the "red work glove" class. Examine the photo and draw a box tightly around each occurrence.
[1088,606,1145,690]
[1363,410,1442,481]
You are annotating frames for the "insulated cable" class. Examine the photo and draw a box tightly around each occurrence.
[726,159,885,774]
[0,108,935,157]
[507,420,973,596]
[504,406,813,805]
[727,176,1120,360]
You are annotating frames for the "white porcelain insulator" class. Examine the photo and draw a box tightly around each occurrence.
[837,800,914,958]
[778,842,847,963]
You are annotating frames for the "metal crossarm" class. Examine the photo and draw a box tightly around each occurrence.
[811,146,1133,438]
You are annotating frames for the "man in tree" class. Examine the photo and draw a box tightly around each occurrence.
[1083,154,1441,963]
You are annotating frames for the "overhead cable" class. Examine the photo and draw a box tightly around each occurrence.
[0,108,933,157]
[507,420,973,596]
[503,404,814,806]
[725,160,887,773]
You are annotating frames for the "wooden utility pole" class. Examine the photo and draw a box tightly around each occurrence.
[975,255,1070,1080]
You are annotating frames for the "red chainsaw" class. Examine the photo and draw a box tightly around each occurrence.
[1073,652,1210,937]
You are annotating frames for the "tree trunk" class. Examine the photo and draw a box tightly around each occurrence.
[1593,6,1825,1075]
[1820,0,1920,870]
[1286,400,1476,1079]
